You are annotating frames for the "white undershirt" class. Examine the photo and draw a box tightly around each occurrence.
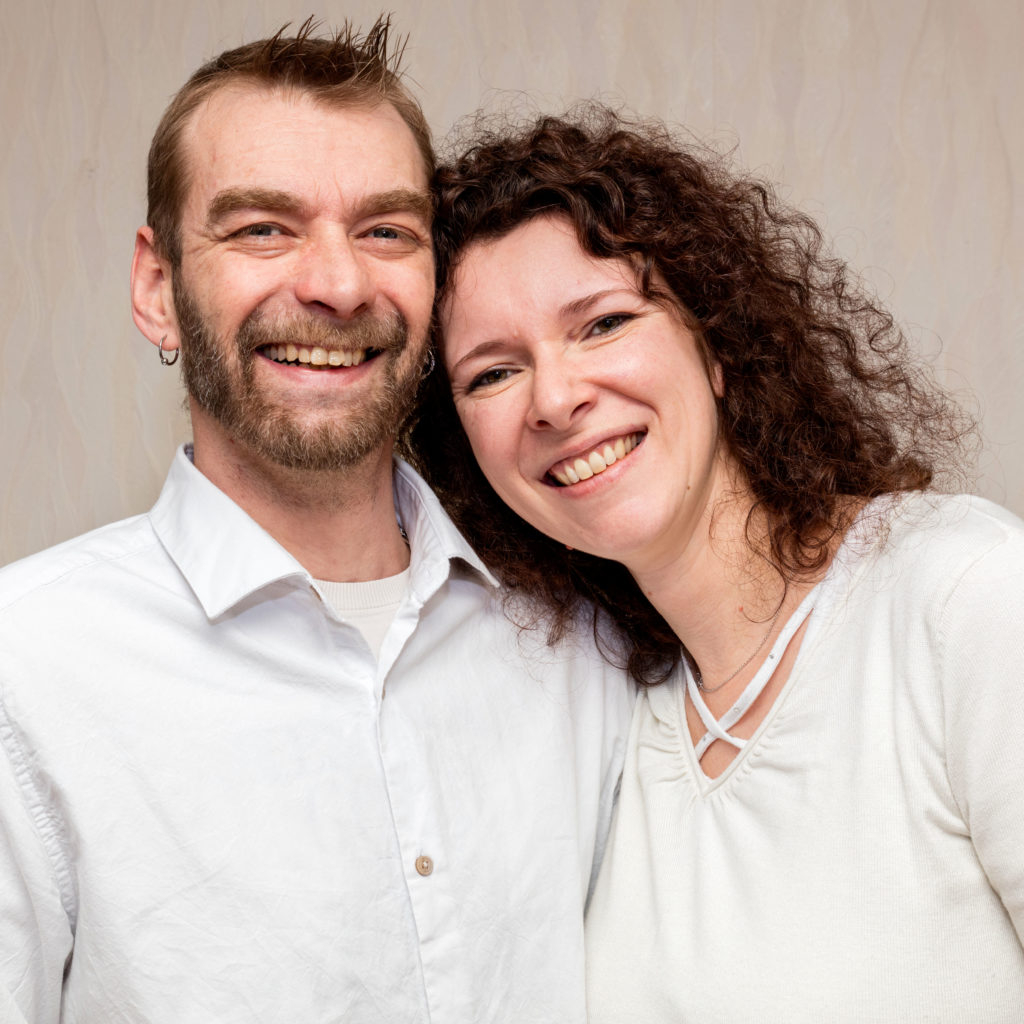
[315,569,410,660]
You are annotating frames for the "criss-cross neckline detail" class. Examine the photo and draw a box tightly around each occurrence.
[684,584,820,764]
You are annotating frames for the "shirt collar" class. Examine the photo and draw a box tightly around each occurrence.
[149,445,497,620]
[393,457,499,601]
[148,445,310,619]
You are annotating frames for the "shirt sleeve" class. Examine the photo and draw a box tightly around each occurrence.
[940,524,1024,943]
[0,699,73,1023]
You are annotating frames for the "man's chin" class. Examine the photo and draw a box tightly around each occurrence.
[230,417,387,473]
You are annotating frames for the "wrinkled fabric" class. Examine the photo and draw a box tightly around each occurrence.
[0,447,633,1024]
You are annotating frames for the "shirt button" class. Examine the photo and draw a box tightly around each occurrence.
[415,855,433,877]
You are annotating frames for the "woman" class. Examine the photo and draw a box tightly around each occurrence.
[406,107,1024,1019]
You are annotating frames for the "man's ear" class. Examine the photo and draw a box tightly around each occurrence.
[131,226,178,356]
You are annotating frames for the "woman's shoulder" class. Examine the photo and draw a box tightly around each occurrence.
[888,490,1023,555]
[852,490,1021,556]
[843,490,1024,607]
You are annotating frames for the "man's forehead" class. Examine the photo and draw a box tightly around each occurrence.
[178,84,427,201]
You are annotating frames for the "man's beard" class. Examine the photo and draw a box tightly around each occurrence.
[173,283,423,472]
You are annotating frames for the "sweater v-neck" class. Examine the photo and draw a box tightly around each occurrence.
[649,512,875,796]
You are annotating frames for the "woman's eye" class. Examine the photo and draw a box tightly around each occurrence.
[468,367,515,391]
[590,314,631,336]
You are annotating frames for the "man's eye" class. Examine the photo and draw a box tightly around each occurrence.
[468,367,515,391]
[235,223,281,237]
[369,226,402,240]
[590,314,631,336]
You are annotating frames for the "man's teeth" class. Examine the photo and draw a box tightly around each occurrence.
[263,344,368,367]
[550,433,642,487]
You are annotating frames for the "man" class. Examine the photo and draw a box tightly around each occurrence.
[0,20,631,1023]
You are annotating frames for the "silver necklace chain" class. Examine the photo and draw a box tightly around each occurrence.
[693,607,782,695]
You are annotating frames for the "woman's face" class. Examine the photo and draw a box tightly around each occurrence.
[442,214,733,575]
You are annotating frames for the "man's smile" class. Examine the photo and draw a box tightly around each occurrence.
[259,343,381,368]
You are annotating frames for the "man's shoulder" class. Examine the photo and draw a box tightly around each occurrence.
[0,513,160,614]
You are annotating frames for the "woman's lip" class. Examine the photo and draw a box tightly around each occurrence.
[545,431,646,487]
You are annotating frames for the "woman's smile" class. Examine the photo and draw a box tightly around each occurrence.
[442,214,731,570]
[546,431,645,487]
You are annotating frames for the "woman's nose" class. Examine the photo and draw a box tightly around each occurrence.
[527,354,595,431]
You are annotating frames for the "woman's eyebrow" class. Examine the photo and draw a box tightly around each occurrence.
[558,289,630,319]
[449,288,640,373]
[449,339,507,375]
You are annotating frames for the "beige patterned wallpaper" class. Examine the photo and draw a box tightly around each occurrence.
[2,0,1022,564]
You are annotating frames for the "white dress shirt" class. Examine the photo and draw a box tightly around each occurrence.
[0,446,632,1024]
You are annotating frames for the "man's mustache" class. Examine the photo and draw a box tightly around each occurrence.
[236,309,408,355]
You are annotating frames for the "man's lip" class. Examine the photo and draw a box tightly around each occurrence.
[545,430,646,487]
[256,343,382,368]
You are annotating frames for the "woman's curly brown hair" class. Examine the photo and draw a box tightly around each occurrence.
[402,104,972,686]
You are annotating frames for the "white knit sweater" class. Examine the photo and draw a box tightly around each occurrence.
[586,493,1024,1022]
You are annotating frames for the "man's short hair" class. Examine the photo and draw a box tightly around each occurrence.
[146,15,434,267]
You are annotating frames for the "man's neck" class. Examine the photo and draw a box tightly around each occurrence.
[190,426,410,584]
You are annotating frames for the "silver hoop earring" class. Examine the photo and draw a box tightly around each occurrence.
[158,335,179,367]
[422,349,436,378]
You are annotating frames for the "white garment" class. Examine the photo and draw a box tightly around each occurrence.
[586,493,1024,1022]
[0,446,633,1024]
[314,568,410,659]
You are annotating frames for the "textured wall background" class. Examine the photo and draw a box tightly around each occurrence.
[2,0,1022,564]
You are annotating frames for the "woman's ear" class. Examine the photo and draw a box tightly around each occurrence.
[131,226,179,357]
[711,360,725,398]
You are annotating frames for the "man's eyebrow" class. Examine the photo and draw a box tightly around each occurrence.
[360,188,434,223]
[205,187,434,228]
[206,188,304,226]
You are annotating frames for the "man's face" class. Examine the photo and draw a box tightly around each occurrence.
[171,86,434,471]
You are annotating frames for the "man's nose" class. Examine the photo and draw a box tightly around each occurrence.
[526,353,596,432]
[292,235,376,319]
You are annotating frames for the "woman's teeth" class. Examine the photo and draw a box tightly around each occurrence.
[549,433,642,486]
[263,344,369,367]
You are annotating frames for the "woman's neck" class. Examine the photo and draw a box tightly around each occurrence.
[629,491,814,687]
